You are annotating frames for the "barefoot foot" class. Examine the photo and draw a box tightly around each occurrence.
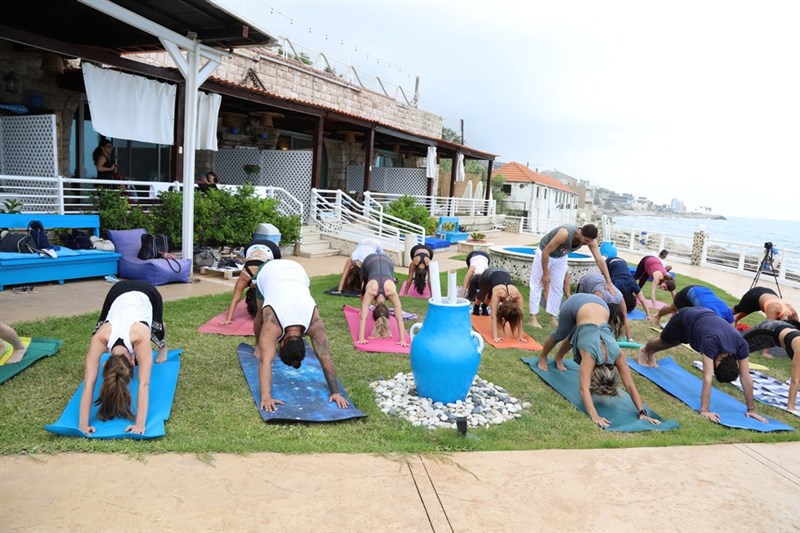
[529,317,542,329]
[7,345,27,364]
[536,358,549,371]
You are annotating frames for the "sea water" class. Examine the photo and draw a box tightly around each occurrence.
[610,215,800,253]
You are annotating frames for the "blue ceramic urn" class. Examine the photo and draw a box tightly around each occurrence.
[409,297,484,403]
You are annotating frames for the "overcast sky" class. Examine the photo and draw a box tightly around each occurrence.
[214,0,800,221]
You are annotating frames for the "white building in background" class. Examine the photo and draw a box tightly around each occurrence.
[671,198,686,212]
[494,162,578,233]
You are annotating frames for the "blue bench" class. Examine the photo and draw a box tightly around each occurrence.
[437,216,469,243]
[0,214,121,290]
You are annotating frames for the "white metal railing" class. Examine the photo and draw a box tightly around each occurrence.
[219,184,303,220]
[702,237,800,285]
[613,227,694,265]
[365,192,496,217]
[310,189,424,251]
[0,175,304,223]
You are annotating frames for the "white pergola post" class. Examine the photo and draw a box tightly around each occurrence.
[79,0,226,262]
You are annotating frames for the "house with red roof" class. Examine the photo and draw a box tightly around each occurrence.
[493,162,578,233]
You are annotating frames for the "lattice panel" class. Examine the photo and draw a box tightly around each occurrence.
[260,150,313,217]
[213,148,260,185]
[346,165,365,193]
[0,115,58,177]
[376,167,426,195]
[346,165,426,196]
[0,115,59,212]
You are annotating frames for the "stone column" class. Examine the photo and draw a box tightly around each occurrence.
[691,228,707,266]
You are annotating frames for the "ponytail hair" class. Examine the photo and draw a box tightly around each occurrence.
[370,302,392,339]
[467,276,481,301]
[345,264,365,293]
[95,352,134,421]
[412,269,427,295]
[245,287,258,317]
[607,303,625,339]
[590,365,620,396]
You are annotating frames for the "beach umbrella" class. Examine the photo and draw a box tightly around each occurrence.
[474,181,484,200]
[462,180,473,199]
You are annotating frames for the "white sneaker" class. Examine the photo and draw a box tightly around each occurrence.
[40,248,58,259]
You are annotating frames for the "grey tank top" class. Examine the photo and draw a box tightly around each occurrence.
[538,224,580,258]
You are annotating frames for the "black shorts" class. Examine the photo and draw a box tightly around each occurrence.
[94,280,166,347]
[673,285,695,309]
[733,287,777,314]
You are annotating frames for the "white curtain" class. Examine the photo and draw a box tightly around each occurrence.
[82,63,176,145]
[456,153,465,182]
[426,146,437,178]
[196,91,222,151]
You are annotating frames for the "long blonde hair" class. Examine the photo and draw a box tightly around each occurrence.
[95,352,134,421]
[370,302,392,338]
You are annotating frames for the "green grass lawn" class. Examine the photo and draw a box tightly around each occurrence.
[1,270,797,455]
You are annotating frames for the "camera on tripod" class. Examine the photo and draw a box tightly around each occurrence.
[764,242,773,251]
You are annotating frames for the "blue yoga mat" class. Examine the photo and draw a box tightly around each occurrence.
[237,342,365,423]
[628,357,794,432]
[627,308,647,320]
[0,338,62,385]
[521,357,678,432]
[45,349,182,439]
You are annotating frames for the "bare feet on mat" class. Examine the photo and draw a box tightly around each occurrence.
[637,348,653,367]
[7,345,27,364]
[555,358,567,372]
[536,357,549,371]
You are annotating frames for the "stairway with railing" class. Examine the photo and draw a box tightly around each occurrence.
[309,189,425,252]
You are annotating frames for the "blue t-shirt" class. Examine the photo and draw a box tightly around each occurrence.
[687,286,734,323]
[606,257,640,295]
[661,307,748,360]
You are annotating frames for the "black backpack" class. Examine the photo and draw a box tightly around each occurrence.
[60,229,93,250]
[138,233,169,260]
[27,220,52,250]
[0,232,38,253]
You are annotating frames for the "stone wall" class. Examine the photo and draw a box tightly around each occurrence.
[131,48,443,140]
[0,42,83,176]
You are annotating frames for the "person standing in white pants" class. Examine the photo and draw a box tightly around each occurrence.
[528,224,613,328]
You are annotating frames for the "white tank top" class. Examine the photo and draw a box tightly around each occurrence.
[469,254,489,275]
[257,260,316,340]
[351,239,381,263]
[105,291,153,353]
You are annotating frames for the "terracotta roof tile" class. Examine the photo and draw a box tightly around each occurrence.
[493,162,575,193]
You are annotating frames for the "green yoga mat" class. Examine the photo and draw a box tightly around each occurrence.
[521,356,679,432]
[0,338,62,384]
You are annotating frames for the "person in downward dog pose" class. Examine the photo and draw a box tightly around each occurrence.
[78,280,169,436]
[476,267,526,344]
[402,244,434,296]
[254,259,349,412]
[461,251,490,315]
[358,252,408,346]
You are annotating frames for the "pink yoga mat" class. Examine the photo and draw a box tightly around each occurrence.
[399,280,431,299]
[343,304,411,354]
[198,301,254,336]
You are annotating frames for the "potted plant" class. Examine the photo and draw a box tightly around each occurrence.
[441,222,456,232]
[469,232,486,242]
[243,164,260,183]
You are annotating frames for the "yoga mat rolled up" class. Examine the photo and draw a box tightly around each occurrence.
[0,338,62,385]
[471,315,543,351]
[237,342,365,423]
[324,288,361,297]
[197,301,254,336]
[628,357,794,431]
[343,304,410,354]
[521,357,678,432]
[618,340,643,349]
[45,349,182,439]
